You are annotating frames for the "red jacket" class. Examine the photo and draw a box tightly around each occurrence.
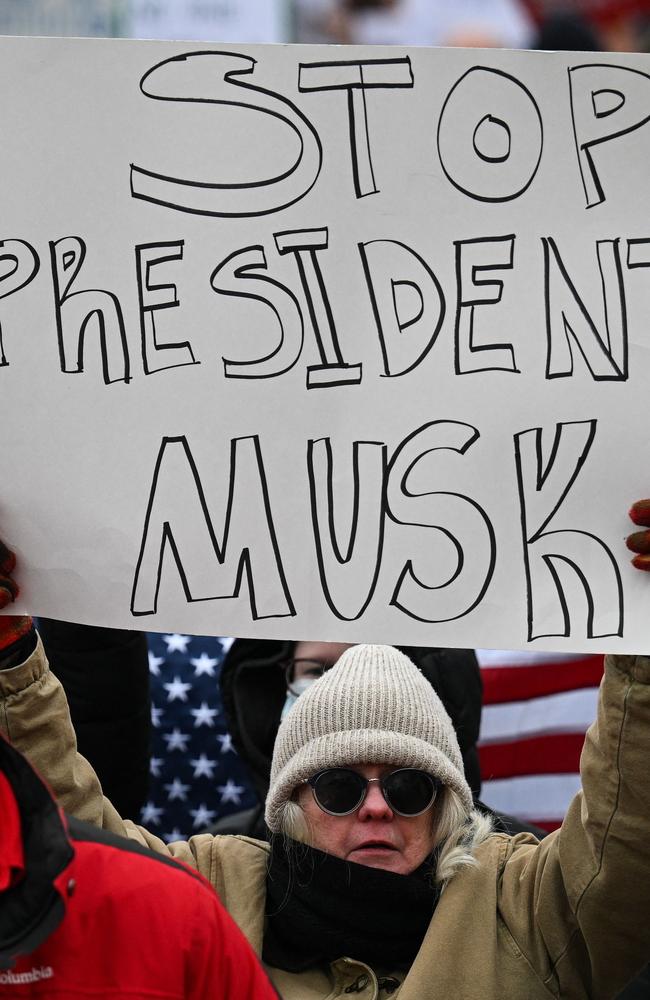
[0,734,278,999]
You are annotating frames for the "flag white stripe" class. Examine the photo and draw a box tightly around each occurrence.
[481,774,582,821]
[479,687,599,744]
[476,649,593,669]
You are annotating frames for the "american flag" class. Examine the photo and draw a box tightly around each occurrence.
[142,632,257,842]
[476,649,605,832]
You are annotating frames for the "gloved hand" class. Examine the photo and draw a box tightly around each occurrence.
[626,500,650,571]
[0,539,34,658]
[0,539,18,605]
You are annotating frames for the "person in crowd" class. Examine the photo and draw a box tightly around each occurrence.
[214,638,543,839]
[532,10,602,51]
[318,0,533,48]
[36,617,151,818]
[0,731,277,999]
[0,501,650,998]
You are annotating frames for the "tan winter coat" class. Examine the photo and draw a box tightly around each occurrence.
[1,637,649,1000]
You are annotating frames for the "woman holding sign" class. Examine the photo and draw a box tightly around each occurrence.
[0,505,650,999]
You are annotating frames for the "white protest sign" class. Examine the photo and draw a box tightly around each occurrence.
[1,35,649,652]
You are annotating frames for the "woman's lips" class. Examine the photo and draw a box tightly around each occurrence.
[350,842,397,854]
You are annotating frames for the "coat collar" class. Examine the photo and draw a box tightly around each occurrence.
[0,735,74,970]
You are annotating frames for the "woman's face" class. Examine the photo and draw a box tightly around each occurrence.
[296,763,437,875]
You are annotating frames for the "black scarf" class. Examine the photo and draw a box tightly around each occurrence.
[263,837,440,972]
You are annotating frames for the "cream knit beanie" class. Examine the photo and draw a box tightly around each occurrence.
[265,643,473,832]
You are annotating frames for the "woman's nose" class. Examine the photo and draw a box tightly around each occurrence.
[357,780,394,821]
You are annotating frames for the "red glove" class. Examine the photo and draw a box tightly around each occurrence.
[0,539,33,655]
[626,500,650,571]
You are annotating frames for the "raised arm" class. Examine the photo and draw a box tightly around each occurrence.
[496,500,650,998]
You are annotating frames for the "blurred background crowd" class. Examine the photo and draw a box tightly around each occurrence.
[0,0,648,52]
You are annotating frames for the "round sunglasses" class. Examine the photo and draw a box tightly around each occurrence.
[304,767,440,817]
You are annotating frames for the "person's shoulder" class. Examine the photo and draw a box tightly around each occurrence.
[66,816,227,937]
[474,829,542,871]
[210,834,271,880]
[210,832,271,863]
[207,833,271,906]
[68,815,212,891]
[66,818,266,974]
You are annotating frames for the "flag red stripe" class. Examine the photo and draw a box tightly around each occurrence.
[481,655,604,704]
[479,732,585,779]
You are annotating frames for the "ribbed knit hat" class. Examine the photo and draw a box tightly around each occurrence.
[265,644,473,832]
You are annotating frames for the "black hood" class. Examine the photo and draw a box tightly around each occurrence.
[220,639,292,800]
[0,737,73,970]
[219,641,483,800]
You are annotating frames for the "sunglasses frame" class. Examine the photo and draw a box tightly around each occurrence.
[303,767,439,818]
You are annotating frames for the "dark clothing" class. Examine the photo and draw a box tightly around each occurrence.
[37,618,150,817]
[0,733,278,999]
[219,639,293,804]
[264,838,439,973]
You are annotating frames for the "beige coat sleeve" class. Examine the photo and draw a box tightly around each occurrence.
[0,633,218,877]
[497,653,650,1000]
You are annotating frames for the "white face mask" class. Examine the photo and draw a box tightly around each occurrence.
[280,676,314,720]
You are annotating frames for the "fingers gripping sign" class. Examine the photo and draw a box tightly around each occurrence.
[0,539,33,655]
[0,539,19,607]
[627,500,650,572]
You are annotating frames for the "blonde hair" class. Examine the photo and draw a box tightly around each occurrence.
[278,785,493,889]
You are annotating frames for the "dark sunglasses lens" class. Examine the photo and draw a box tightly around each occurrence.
[384,770,436,815]
[313,769,365,814]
